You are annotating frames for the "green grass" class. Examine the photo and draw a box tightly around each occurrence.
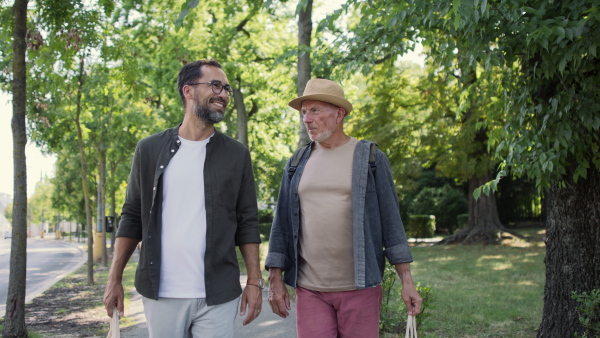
[400,243,545,337]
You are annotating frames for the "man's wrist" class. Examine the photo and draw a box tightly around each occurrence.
[246,278,265,290]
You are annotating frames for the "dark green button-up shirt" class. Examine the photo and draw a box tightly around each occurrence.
[117,125,260,305]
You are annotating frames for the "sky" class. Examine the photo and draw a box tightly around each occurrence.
[0,1,425,201]
[0,91,56,199]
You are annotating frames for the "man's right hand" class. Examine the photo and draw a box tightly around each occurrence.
[103,237,140,318]
[267,268,291,318]
[103,278,125,318]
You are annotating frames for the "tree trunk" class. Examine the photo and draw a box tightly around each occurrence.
[3,0,29,336]
[98,153,107,267]
[297,0,312,146]
[74,56,95,285]
[233,75,248,147]
[110,188,116,250]
[537,169,600,337]
[438,172,512,244]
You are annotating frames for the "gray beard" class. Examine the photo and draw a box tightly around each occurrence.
[193,102,224,124]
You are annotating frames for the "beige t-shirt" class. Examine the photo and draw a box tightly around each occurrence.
[297,137,358,292]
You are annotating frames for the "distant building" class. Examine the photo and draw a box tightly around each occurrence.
[0,192,11,215]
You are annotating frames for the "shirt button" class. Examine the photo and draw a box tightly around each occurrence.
[171,149,175,152]
[160,165,164,169]
[149,235,152,239]
[150,262,153,265]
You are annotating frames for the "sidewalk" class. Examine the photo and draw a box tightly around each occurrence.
[120,252,297,337]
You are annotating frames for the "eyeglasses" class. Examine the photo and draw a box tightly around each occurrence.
[187,81,233,95]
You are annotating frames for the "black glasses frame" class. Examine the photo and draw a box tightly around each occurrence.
[187,81,233,94]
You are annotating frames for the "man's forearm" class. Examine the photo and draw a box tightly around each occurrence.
[239,243,261,280]
[394,262,415,287]
[268,267,283,282]
[108,237,140,281]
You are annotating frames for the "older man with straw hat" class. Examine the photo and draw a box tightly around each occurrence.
[266,78,422,338]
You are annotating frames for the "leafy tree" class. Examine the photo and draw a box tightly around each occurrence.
[320,0,514,244]
[27,176,56,225]
[323,0,600,334]
[486,2,600,334]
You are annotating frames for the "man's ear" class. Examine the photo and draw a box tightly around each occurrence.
[183,84,194,101]
[337,108,346,122]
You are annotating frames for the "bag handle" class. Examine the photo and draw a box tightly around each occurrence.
[107,307,121,338]
[405,315,417,338]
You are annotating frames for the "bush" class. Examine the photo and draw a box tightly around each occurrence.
[407,215,436,238]
[380,264,433,334]
[572,289,600,337]
[410,185,468,234]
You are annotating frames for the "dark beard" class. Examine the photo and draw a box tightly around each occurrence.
[193,102,224,124]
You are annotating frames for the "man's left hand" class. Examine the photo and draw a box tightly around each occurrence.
[401,284,422,316]
[240,284,263,325]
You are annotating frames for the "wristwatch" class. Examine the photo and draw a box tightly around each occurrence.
[247,278,265,290]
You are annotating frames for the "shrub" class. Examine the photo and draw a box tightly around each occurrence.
[380,264,433,334]
[409,185,468,234]
[572,289,600,337]
[407,215,436,238]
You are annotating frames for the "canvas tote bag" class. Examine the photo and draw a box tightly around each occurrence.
[405,315,417,338]
[107,307,120,338]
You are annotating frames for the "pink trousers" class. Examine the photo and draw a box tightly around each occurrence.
[296,285,382,338]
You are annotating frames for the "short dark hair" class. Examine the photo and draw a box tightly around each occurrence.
[177,59,222,107]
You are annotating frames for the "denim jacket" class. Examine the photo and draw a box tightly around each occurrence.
[265,140,413,289]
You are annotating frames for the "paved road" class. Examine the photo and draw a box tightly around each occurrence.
[0,238,86,317]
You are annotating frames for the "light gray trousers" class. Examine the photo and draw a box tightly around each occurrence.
[142,296,240,338]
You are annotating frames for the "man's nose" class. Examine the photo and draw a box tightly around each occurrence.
[217,90,229,104]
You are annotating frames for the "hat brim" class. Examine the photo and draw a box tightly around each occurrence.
[288,94,353,115]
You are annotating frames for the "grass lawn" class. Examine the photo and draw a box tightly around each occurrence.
[392,228,546,337]
[257,227,545,337]
[409,243,544,337]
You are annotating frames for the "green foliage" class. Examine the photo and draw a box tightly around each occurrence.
[344,60,428,195]
[27,176,57,224]
[456,213,468,229]
[406,215,435,238]
[380,264,432,334]
[3,202,12,224]
[410,184,468,234]
[572,289,600,337]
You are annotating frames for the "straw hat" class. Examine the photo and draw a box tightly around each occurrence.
[288,78,353,115]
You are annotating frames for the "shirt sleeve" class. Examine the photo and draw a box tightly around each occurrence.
[116,142,143,239]
[375,150,413,265]
[265,159,294,271]
[234,148,261,245]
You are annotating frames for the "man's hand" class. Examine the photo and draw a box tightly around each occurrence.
[268,268,291,318]
[103,278,125,318]
[394,262,423,316]
[240,284,263,325]
[401,284,422,316]
[103,237,139,318]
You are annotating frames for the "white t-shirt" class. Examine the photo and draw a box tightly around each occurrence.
[159,135,211,298]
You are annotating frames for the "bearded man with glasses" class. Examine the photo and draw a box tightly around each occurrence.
[104,59,263,337]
